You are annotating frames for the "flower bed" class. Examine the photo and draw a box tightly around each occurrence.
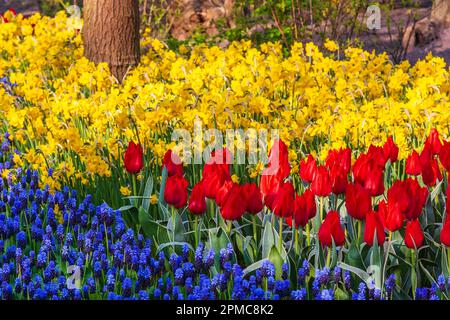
[1,10,450,300]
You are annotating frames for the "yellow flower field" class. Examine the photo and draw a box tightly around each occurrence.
[0,12,449,191]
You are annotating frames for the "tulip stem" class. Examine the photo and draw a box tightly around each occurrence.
[252,215,258,244]
[306,223,311,247]
[132,174,138,207]
[294,226,299,255]
[411,249,417,300]
[326,247,331,267]
[357,221,362,244]
[447,248,450,273]
[194,215,199,247]
[279,217,283,254]
[227,220,232,237]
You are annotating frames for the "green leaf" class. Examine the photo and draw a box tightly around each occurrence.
[242,259,269,277]
[337,262,370,283]
[158,167,168,205]
[268,246,283,280]
[157,241,194,253]
[138,207,158,240]
[345,240,365,270]
[142,175,154,213]
[167,212,185,243]
[262,221,275,259]
[334,287,349,300]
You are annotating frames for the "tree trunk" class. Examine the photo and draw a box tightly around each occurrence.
[402,0,450,52]
[431,0,450,27]
[83,0,140,82]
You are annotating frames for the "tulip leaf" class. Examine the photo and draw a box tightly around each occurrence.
[142,175,154,213]
[138,206,158,241]
[242,259,269,277]
[166,212,185,243]
[262,221,275,259]
[441,246,449,277]
[345,240,365,270]
[334,287,349,300]
[337,262,370,283]
[158,167,168,205]
[268,246,283,280]
[156,241,193,254]
[430,179,443,201]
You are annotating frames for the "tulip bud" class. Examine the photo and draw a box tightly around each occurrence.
[364,210,385,246]
[188,182,206,215]
[345,183,371,221]
[318,211,345,247]
[164,175,189,209]
[124,141,143,174]
[404,220,424,249]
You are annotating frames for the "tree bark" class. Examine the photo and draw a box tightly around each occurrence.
[431,0,450,27]
[83,0,140,82]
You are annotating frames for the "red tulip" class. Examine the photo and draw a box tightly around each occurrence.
[439,140,450,172]
[352,150,385,196]
[242,183,264,214]
[387,178,428,221]
[270,181,295,218]
[379,200,404,232]
[163,150,183,177]
[330,166,348,195]
[220,184,246,221]
[260,170,283,208]
[202,161,231,200]
[299,155,317,183]
[164,175,189,209]
[404,220,424,249]
[420,145,442,187]
[367,145,389,166]
[406,150,422,176]
[216,180,234,207]
[124,141,144,174]
[318,211,345,247]
[383,136,399,163]
[425,128,442,155]
[441,216,450,247]
[265,139,290,179]
[364,210,385,246]
[311,165,332,197]
[287,189,316,228]
[203,148,231,179]
[188,182,206,215]
[326,148,351,174]
[345,183,371,221]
